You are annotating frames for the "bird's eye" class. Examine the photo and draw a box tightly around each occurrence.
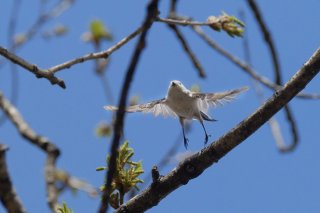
[172,82,176,86]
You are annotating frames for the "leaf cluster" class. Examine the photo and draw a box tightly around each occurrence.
[207,12,245,37]
[97,141,144,209]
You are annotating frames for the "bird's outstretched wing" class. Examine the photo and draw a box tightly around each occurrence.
[104,98,177,117]
[192,86,248,112]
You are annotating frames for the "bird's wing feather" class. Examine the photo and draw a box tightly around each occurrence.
[192,86,248,112]
[104,98,177,117]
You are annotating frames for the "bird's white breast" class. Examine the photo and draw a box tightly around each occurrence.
[166,87,198,119]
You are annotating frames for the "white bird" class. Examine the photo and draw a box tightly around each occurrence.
[104,80,248,149]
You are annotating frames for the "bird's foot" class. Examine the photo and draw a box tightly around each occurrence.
[204,134,211,145]
[183,137,189,149]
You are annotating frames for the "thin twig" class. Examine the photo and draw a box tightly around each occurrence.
[246,2,299,152]
[167,0,206,78]
[49,26,143,74]
[240,10,287,151]
[156,17,209,26]
[0,46,66,88]
[0,26,143,89]
[0,0,22,126]
[55,169,99,198]
[167,24,206,78]
[0,92,61,212]
[115,48,320,213]
[98,1,159,212]
[247,0,281,83]
[0,144,26,213]
[13,0,74,48]
[192,26,320,99]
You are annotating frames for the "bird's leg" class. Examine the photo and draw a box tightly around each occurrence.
[200,121,211,145]
[179,117,189,149]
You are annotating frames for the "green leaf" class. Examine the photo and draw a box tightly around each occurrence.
[98,141,144,209]
[57,202,73,213]
[207,12,245,38]
[90,19,113,43]
[95,122,113,138]
[96,166,107,171]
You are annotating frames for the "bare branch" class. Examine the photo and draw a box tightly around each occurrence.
[0,92,60,212]
[49,26,143,74]
[156,17,209,26]
[0,46,66,89]
[115,48,320,213]
[13,0,74,48]
[0,144,26,213]
[167,24,206,78]
[247,0,281,83]
[55,169,99,198]
[0,0,22,126]
[192,26,320,99]
[239,11,287,151]
[245,2,300,152]
[98,1,159,212]
[0,25,143,90]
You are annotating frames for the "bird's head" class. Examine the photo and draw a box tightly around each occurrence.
[168,80,189,94]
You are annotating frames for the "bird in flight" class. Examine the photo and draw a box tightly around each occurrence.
[104,80,248,149]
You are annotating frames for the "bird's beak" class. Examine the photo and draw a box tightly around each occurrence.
[171,82,176,86]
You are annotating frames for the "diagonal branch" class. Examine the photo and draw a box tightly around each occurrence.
[48,26,143,74]
[166,0,206,78]
[0,92,60,212]
[115,48,320,213]
[239,11,286,151]
[0,144,26,213]
[191,26,320,100]
[247,0,280,83]
[246,0,299,152]
[167,24,206,78]
[98,0,159,212]
[0,46,66,89]
[0,25,143,89]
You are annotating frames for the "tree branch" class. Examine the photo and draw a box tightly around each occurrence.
[246,1,299,152]
[0,25,143,89]
[48,26,143,74]
[247,0,281,83]
[191,26,320,99]
[239,12,286,151]
[156,17,211,26]
[98,1,159,212]
[167,24,206,78]
[0,144,26,213]
[0,92,60,212]
[115,48,320,212]
[0,46,66,89]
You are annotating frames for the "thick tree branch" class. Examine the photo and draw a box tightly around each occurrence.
[0,92,60,212]
[192,26,320,100]
[115,48,320,212]
[0,144,26,213]
[98,1,159,212]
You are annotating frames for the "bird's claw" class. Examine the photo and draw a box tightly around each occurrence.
[204,134,211,145]
[183,137,189,149]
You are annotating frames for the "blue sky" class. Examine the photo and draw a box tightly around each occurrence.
[1,1,320,212]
